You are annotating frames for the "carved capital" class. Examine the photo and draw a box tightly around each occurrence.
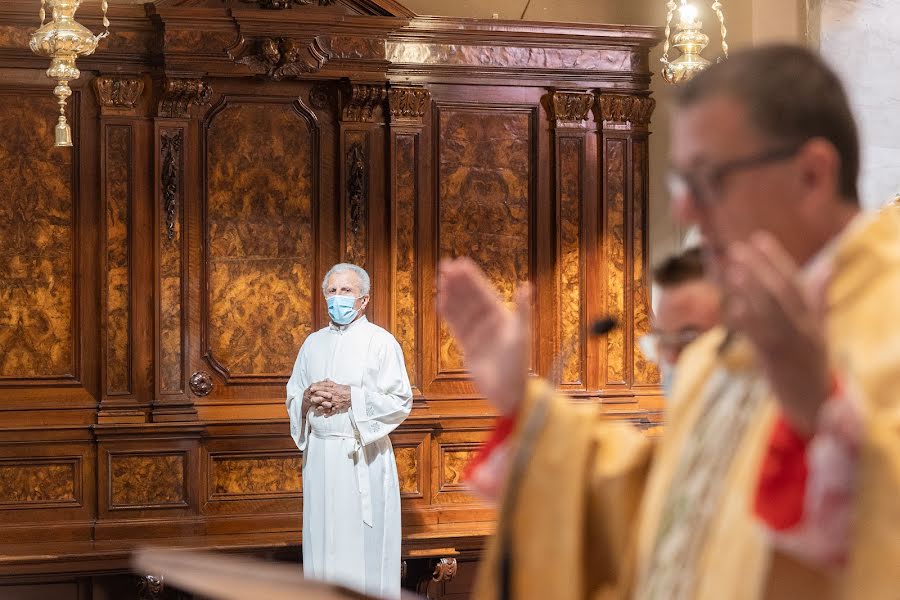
[93,75,145,114]
[388,86,430,125]
[546,90,594,127]
[156,77,212,119]
[229,36,330,79]
[240,0,336,7]
[595,93,655,128]
[341,83,387,123]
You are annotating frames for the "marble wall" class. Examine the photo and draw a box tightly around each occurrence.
[812,0,900,209]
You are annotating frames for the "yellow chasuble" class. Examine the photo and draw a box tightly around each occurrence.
[473,209,900,600]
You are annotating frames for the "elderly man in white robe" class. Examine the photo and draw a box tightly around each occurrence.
[286,263,413,599]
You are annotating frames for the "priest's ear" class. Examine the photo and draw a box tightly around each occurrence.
[796,138,844,211]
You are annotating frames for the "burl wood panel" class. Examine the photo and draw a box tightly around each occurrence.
[344,130,369,269]
[0,461,76,505]
[605,138,627,385]
[105,125,132,395]
[110,454,185,507]
[159,127,184,393]
[206,102,315,378]
[393,134,418,388]
[0,93,73,379]
[438,108,531,372]
[558,136,583,385]
[440,448,478,490]
[386,43,632,72]
[211,454,302,498]
[393,446,419,495]
[632,140,658,385]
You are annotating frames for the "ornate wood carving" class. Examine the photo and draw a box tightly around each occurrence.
[161,129,183,243]
[189,371,212,396]
[105,125,133,395]
[210,454,302,498]
[344,133,369,266]
[110,454,186,508]
[229,36,331,79]
[0,92,74,380]
[437,107,531,373]
[240,0,336,7]
[388,86,430,124]
[158,126,185,395]
[596,93,656,127]
[156,77,212,119]
[0,460,77,505]
[205,101,316,380]
[432,557,458,582]
[309,83,332,110]
[93,75,144,113]
[341,83,387,123]
[414,557,460,599]
[546,90,594,126]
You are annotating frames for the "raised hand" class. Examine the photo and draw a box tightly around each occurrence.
[723,231,832,435]
[437,257,531,416]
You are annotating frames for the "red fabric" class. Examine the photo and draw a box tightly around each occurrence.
[754,375,840,530]
[463,414,516,481]
[754,413,811,530]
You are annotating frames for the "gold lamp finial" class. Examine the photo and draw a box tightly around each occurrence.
[29,0,111,147]
[660,0,728,85]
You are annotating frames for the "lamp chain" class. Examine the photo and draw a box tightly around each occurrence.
[661,0,677,65]
[712,0,728,58]
[99,0,110,38]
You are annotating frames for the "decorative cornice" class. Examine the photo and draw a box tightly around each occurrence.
[546,90,594,127]
[229,36,331,79]
[93,75,145,114]
[156,77,212,119]
[240,0,337,7]
[388,86,430,124]
[595,93,655,127]
[341,83,388,122]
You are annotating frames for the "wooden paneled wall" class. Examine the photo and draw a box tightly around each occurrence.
[0,0,662,596]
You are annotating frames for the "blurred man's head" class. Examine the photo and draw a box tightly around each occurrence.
[650,247,722,371]
[668,45,860,279]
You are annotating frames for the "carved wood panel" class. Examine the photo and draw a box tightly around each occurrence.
[603,137,627,386]
[0,459,79,507]
[343,130,369,268]
[104,124,133,396]
[209,452,302,499]
[158,126,186,395]
[0,91,75,381]
[435,106,533,376]
[632,139,658,385]
[109,453,187,509]
[204,100,317,381]
[557,135,585,386]
[392,132,420,391]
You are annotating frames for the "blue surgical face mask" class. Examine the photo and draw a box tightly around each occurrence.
[326,295,361,325]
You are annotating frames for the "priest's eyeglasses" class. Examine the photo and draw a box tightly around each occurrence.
[639,330,703,362]
[667,144,802,208]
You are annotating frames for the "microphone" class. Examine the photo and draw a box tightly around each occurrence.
[590,317,617,336]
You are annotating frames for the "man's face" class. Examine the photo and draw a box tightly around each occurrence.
[669,95,805,280]
[653,279,722,365]
[324,271,369,314]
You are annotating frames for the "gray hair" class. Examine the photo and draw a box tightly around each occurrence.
[322,263,371,296]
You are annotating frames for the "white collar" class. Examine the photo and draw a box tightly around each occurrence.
[328,314,368,333]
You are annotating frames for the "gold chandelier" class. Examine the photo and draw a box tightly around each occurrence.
[660,1,728,84]
[29,0,110,147]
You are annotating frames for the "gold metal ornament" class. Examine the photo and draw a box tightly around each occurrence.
[660,1,728,85]
[29,0,111,146]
